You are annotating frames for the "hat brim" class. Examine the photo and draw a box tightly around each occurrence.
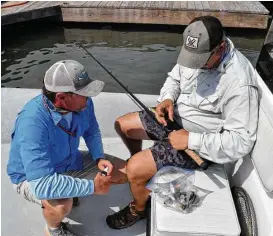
[74,80,105,97]
[177,45,212,69]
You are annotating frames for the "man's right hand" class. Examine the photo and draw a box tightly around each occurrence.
[155,99,174,126]
[94,172,111,195]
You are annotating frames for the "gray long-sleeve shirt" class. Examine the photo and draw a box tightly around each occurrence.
[158,38,259,164]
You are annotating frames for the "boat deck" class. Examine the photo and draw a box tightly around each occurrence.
[1,1,270,29]
[1,88,157,236]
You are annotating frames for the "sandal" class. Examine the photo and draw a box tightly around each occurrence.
[106,203,146,229]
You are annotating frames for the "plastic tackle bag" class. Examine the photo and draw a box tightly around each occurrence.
[146,166,212,213]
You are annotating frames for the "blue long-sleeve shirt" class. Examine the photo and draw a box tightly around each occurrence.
[7,95,103,199]
[29,173,94,199]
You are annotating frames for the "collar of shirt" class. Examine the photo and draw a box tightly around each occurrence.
[178,38,235,78]
[216,37,235,73]
[178,38,235,79]
[43,96,64,126]
[179,66,203,80]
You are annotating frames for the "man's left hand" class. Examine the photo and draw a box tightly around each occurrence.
[168,129,189,150]
[97,159,114,176]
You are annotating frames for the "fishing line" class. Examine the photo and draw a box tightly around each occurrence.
[77,42,208,170]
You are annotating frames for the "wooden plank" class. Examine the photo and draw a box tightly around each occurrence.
[42,1,62,7]
[156,1,166,9]
[233,1,249,13]
[82,1,101,7]
[104,1,120,8]
[110,1,123,8]
[97,1,109,7]
[127,1,142,9]
[221,1,234,12]
[1,1,28,14]
[148,1,158,9]
[244,1,267,14]
[245,1,260,13]
[1,1,62,16]
[134,1,146,9]
[194,1,203,11]
[158,1,169,9]
[141,1,150,8]
[2,4,61,25]
[60,1,86,7]
[213,1,226,11]
[140,1,151,9]
[11,1,38,13]
[23,1,50,11]
[119,1,132,8]
[207,1,219,11]
[239,1,256,13]
[2,1,269,28]
[61,7,269,29]
[34,1,61,9]
[201,1,211,11]
[253,1,269,14]
[166,1,174,10]
[1,1,32,15]
[179,1,188,10]
[172,1,181,10]
[226,1,237,12]
[1,1,28,8]
[187,1,195,10]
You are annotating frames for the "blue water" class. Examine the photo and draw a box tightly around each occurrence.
[1,22,267,94]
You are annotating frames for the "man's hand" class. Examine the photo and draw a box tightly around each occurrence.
[155,99,174,126]
[97,159,114,176]
[94,173,111,195]
[168,129,189,150]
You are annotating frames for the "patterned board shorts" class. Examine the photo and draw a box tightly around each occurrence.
[139,110,199,170]
[13,151,114,205]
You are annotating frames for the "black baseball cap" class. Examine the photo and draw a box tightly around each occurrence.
[177,16,224,69]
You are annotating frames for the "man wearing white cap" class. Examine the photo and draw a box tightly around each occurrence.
[7,60,127,236]
[106,16,259,229]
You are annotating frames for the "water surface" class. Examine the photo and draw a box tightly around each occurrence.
[1,21,268,94]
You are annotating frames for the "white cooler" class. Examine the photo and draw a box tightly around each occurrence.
[148,164,241,236]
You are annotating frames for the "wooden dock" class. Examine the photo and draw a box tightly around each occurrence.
[1,1,270,29]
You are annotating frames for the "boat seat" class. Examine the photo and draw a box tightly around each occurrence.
[150,164,240,236]
[149,70,273,236]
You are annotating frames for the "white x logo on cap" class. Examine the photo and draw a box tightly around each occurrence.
[186,36,199,49]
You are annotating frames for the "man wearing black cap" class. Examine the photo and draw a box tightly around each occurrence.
[106,16,259,229]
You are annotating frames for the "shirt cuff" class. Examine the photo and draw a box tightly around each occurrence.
[89,180,95,194]
[188,132,202,150]
[95,157,104,165]
[158,94,174,103]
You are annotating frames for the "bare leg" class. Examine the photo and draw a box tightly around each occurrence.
[115,112,150,156]
[126,149,157,211]
[107,155,128,184]
[42,198,73,230]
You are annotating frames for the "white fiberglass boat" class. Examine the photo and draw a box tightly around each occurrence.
[1,66,273,236]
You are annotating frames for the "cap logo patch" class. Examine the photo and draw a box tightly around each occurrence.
[76,70,89,81]
[74,70,91,90]
[185,35,199,49]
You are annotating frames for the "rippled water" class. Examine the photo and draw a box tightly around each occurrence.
[1,21,268,94]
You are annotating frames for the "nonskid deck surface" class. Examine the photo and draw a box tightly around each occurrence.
[2,88,156,236]
[2,138,154,236]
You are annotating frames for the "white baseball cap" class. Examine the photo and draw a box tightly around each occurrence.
[44,60,105,97]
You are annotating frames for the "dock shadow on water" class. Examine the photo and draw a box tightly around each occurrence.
[1,21,271,94]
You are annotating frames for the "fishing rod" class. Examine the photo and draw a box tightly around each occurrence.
[78,43,209,170]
